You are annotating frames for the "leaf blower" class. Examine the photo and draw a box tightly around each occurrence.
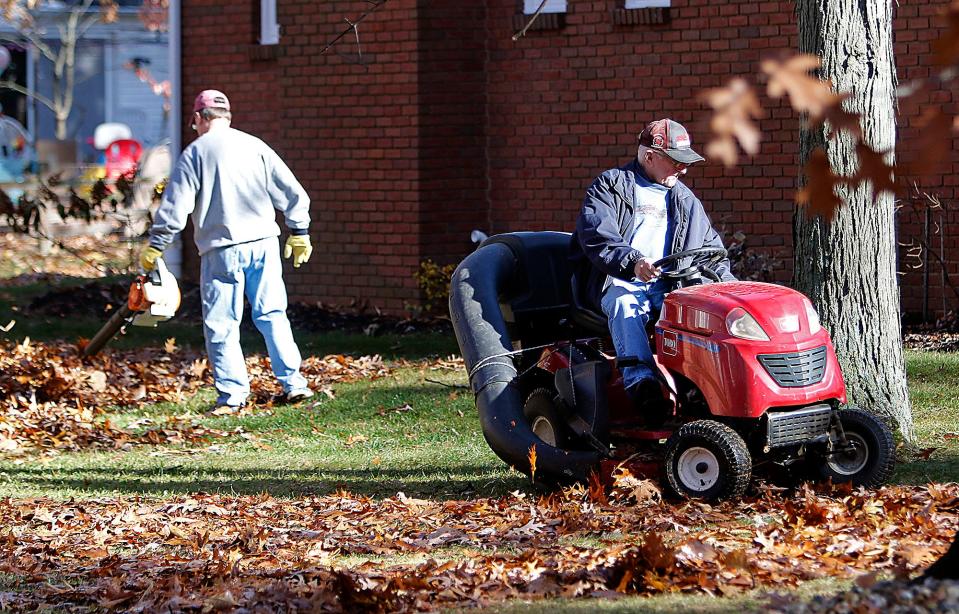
[82,257,181,357]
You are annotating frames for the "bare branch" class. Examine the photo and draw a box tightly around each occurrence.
[512,0,549,41]
[0,79,55,110]
[0,30,56,62]
[319,0,389,56]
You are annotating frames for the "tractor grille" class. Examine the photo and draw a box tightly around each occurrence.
[767,404,833,448]
[757,345,828,388]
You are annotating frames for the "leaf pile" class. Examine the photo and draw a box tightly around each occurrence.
[0,233,133,283]
[21,276,451,335]
[0,394,248,456]
[903,332,959,353]
[0,482,954,611]
[0,338,389,455]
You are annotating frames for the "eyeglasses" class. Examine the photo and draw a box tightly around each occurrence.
[652,149,688,171]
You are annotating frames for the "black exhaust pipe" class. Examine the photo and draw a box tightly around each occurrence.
[449,240,601,482]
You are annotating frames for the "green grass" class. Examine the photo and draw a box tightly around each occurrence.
[0,368,518,499]
[897,351,959,484]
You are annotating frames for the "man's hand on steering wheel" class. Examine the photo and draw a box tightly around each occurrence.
[653,246,728,282]
[633,257,661,282]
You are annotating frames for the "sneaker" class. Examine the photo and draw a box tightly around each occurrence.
[286,387,314,402]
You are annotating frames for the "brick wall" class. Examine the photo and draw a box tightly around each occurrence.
[178,0,959,319]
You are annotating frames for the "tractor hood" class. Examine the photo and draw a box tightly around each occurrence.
[662,281,825,344]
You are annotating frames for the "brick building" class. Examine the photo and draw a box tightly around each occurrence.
[177,0,959,319]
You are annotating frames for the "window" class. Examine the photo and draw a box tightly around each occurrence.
[523,0,567,14]
[260,0,280,45]
[614,0,671,25]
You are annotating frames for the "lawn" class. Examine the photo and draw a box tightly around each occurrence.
[0,239,956,612]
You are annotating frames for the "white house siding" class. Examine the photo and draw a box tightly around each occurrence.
[0,8,169,155]
[106,40,168,147]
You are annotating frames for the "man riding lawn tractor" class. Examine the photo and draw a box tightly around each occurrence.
[449,119,895,500]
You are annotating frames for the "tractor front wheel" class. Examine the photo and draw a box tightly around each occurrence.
[815,408,895,488]
[663,420,752,501]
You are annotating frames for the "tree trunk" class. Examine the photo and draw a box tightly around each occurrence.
[55,112,68,141]
[794,0,913,440]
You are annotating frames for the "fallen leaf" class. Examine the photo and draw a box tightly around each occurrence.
[345,434,368,447]
[528,444,538,482]
[87,371,108,392]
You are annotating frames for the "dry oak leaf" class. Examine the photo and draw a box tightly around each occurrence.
[699,77,763,167]
[932,0,959,66]
[852,142,896,199]
[821,99,862,139]
[903,107,955,178]
[761,54,847,123]
[345,434,368,447]
[528,443,538,482]
[796,148,844,220]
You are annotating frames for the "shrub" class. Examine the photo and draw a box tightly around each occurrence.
[415,259,456,314]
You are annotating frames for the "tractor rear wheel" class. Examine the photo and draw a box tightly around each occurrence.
[815,408,895,488]
[523,388,570,448]
[663,420,752,501]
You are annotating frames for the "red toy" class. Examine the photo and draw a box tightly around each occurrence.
[104,138,142,180]
[449,232,895,500]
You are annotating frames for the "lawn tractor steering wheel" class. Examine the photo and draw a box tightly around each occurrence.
[653,246,728,282]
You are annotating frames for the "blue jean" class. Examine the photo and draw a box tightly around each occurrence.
[601,279,669,391]
[200,237,308,406]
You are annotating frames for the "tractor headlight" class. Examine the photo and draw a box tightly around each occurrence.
[804,300,822,335]
[726,308,770,341]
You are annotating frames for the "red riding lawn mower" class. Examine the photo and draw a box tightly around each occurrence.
[449,231,895,500]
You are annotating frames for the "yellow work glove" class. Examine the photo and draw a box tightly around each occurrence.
[140,246,163,272]
[283,235,313,268]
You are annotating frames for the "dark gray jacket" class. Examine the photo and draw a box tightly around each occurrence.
[570,159,735,311]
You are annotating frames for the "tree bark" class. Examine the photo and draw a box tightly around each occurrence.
[794,0,913,440]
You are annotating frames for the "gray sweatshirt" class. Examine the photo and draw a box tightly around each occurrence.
[149,126,310,256]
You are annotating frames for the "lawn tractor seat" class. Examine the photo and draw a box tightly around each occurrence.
[568,287,610,336]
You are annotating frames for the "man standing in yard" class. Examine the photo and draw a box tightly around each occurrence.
[140,89,314,409]
[570,118,735,421]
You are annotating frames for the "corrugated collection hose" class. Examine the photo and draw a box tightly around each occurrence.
[449,241,601,482]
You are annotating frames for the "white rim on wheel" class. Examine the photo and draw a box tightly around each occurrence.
[531,416,557,447]
[676,446,721,492]
[827,431,869,476]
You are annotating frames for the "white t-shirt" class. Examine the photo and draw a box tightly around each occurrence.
[611,175,670,291]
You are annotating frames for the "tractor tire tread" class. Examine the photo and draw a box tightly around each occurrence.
[663,419,752,501]
[818,407,895,488]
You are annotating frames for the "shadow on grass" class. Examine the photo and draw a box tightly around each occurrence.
[1,464,531,500]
